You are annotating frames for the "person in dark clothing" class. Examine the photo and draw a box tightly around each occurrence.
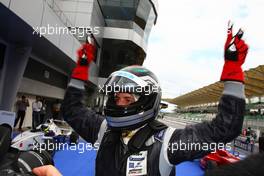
[40,98,47,124]
[14,95,29,130]
[52,99,61,120]
[33,23,248,176]
[259,133,264,153]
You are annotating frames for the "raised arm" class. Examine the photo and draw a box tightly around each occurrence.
[61,43,105,144]
[164,22,248,165]
[166,82,245,165]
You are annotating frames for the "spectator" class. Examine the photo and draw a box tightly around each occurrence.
[242,128,247,136]
[40,98,47,124]
[14,95,29,130]
[32,96,42,130]
[52,99,61,120]
[259,133,264,153]
[246,127,252,136]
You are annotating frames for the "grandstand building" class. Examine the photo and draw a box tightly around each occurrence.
[170,65,264,139]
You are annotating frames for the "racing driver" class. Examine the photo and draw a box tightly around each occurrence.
[33,22,248,176]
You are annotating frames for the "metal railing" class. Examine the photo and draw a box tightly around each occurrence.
[166,113,264,130]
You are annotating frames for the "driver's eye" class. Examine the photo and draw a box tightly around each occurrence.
[114,96,134,105]
[114,96,121,102]
[125,97,132,103]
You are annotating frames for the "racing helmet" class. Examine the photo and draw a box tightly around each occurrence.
[102,65,162,130]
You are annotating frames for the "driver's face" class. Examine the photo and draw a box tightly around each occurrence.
[115,93,136,107]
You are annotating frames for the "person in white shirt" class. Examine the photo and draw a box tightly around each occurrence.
[32,96,42,130]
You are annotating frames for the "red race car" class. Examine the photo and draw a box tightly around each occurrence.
[200,150,240,170]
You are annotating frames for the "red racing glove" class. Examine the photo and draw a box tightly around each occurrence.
[71,43,96,81]
[220,21,249,83]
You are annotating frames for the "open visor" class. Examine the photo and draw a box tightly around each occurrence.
[101,69,161,130]
[103,91,159,130]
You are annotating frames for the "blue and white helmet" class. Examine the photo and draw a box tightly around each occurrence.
[102,65,162,130]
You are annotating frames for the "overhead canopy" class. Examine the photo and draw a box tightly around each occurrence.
[170,65,264,107]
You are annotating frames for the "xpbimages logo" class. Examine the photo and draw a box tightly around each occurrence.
[167,141,232,153]
[33,141,100,154]
[98,83,159,95]
[32,24,100,37]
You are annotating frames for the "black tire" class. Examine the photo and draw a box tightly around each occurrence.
[206,160,218,170]
[69,131,79,144]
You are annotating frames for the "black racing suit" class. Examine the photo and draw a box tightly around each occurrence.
[61,79,245,176]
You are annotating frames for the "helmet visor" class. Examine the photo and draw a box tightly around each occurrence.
[100,71,157,96]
